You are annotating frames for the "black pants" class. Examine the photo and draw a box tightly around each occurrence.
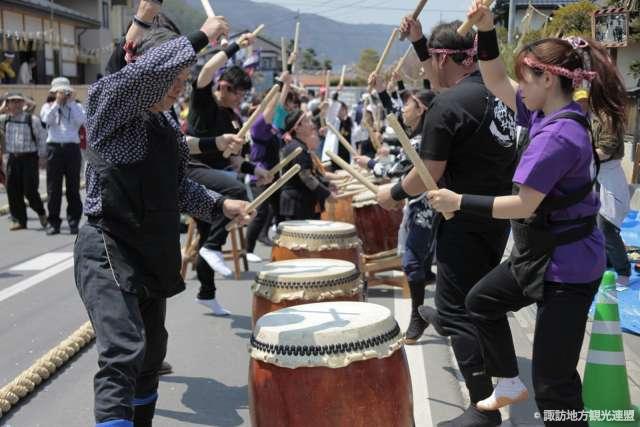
[246,184,278,253]
[466,261,599,425]
[6,152,45,225]
[46,143,82,228]
[74,224,167,424]
[186,166,247,299]
[597,214,631,277]
[434,220,510,403]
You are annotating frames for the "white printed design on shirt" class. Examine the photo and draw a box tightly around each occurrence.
[490,99,516,148]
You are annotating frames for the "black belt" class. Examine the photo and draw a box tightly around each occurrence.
[8,151,38,158]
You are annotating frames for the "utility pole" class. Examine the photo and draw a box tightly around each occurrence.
[507,0,516,45]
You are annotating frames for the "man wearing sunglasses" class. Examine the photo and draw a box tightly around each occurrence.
[187,55,272,315]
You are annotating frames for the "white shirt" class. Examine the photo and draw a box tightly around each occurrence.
[18,62,33,84]
[41,101,86,143]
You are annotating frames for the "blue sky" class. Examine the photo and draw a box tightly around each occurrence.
[252,0,469,30]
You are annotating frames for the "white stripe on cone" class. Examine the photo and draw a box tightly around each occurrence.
[591,320,622,335]
[586,350,626,366]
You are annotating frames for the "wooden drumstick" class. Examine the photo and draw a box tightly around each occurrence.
[339,65,346,87]
[281,37,287,71]
[457,0,494,36]
[374,28,399,75]
[226,164,302,230]
[326,122,358,157]
[268,146,303,177]
[327,152,378,194]
[324,69,331,101]
[293,21,301,54]
[399,0,429,41]
[252,24,265,38]
[200,0,229,46]
[394,46,412,74]
[223,84,280,158]
[386,114,453,219]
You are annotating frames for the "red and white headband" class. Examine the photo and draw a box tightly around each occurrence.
[429,35,478,67]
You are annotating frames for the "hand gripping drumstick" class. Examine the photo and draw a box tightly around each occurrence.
[326,122,359,158]
[386,114,453,219]
[200,0,229,46]
[268,146,303,177]
[399,0,428,41]
[457,0,494,36]
[374,28,400,75]
[327,152,379,194]
[222,84,280,158]
[226,164,302,230]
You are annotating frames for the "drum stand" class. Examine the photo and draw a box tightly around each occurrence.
[180,217,249,280]
[359,249,410,298]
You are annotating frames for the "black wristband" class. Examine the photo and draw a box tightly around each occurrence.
[133,16,152,29]
[223,42,240,59]
[412,36,431,62]
[187,31,209,53]
[460,194,495,217]
[144,0,163,4]
[391,181,409,201]
[287,63,293,73]
[477,29,500,61]
[397,80,405,91]
[276,80,284,89]
[423,79,431,90]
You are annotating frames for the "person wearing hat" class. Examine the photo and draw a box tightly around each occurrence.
[0,92,48,230]
[0,52,16,83]
[41,76,86,235]
[574,88,631,291]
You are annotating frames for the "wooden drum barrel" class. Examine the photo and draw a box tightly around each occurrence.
[251,258,363,325]
[249,301,414,427]
[271,220,361,266]
[352,191,404,255]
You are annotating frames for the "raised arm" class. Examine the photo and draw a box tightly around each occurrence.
[467,0,518,112]
[87,15,227,148]
[196,31,254,88]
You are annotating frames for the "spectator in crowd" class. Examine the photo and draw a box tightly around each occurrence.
[0,52,16,83]
[41,77,86,235]
[0,92,48,230]
[18,57,37,84]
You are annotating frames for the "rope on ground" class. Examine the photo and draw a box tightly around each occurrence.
[0,321,94,418]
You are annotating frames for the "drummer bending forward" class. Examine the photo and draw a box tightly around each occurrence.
[279,110,338,221]
[427,0,628,419]
[74,3,253,426]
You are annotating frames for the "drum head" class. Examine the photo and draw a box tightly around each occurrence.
[250,301,402,369]
[274,220,361,251]
[253,259,361,303]
[352,190,378,208]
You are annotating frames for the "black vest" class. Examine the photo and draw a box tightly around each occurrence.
[87,112,184,298]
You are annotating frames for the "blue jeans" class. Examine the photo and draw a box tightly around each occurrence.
[401,197,437,285]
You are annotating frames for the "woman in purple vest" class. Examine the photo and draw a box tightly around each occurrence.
[426,0,628,423]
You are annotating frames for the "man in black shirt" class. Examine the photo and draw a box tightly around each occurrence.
[187,57,271,316]
[378,18,517,427]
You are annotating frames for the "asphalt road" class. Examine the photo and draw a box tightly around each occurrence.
[0,208,639,427]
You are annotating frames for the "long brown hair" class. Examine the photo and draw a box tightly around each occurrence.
[515,38,628,142]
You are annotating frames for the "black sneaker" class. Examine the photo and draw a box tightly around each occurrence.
[258,236,273,247]
[45,225,60,235]
[404,310,428,344]
[438,405,501,427]
[158,361,173,376]
[417,305,447,336]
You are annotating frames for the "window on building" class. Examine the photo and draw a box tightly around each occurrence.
[102,1,110,28]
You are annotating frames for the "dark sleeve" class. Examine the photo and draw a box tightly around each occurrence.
[191,81,215,111]
[419,98,463,161]
[332,92,339,101]
[240,160,257,175]
[378,90,394,115]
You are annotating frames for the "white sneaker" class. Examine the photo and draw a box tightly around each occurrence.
[268,224,277,241]
[477,377,529,411]
[198,247,232,277]
[247,253,262,263]
[616,284,630,292]
[196,298,231,316]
